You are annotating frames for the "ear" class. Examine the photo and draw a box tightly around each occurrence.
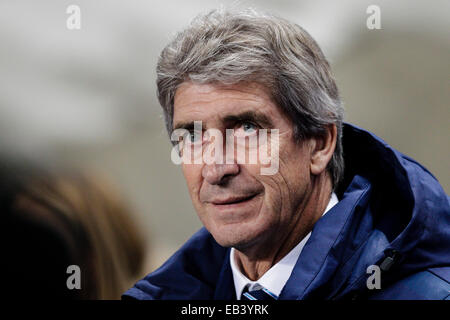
[310,124,337,176]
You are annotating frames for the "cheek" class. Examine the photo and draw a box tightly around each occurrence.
[280,139,311,182]
[258,175,285,215]
[182,164,203,201]
[260,145,311,213]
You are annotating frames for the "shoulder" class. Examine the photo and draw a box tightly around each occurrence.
[123,228,229,300]
[369,267,450,300]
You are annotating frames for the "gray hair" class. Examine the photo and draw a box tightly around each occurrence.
[157,8,344,188]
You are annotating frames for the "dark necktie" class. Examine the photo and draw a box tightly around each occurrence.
[241,286,278,300]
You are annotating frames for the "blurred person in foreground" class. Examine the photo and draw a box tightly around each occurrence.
[2,163,146,299]
[124,9,450,300]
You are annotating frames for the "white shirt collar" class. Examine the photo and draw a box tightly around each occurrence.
[230,192,338,299]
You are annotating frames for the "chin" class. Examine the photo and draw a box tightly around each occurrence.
[208,223,266,249]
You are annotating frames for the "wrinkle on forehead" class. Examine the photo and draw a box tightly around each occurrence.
[174,82,270,109]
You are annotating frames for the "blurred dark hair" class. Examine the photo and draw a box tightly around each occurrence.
[1,161,146,299]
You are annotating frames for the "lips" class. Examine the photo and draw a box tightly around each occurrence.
[211,194,258,205]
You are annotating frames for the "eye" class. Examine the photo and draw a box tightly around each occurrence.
[234,121,258,137]
[242,122,257,133]
[186,130,202,143]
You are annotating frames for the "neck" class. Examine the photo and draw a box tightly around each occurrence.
[234,173,333,281]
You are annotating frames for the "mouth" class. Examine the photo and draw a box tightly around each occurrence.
[210,194,259,208]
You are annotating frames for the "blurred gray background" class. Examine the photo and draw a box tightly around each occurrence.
[1,0,449,272]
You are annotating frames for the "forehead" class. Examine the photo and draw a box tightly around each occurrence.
[173,81,285,128]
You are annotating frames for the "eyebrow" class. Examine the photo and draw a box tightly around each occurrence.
[173,110,274,131]
[173,121,196,131]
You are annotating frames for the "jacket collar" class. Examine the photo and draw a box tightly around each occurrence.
[280,175,375,299]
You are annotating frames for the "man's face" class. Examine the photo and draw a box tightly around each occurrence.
[173,81,314,250]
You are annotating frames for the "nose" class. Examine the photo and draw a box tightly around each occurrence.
[202,163,240,185]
